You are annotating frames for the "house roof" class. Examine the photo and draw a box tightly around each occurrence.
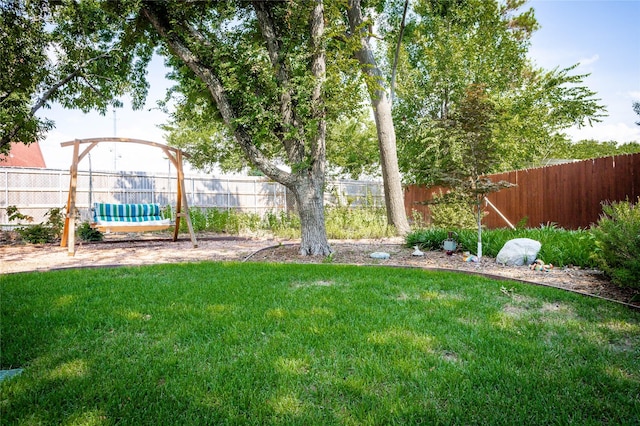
[0,142,47,168]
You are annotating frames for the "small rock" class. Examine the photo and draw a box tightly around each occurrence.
[370,252,390,259]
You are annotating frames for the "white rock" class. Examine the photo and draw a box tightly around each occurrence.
[496,238,541,266]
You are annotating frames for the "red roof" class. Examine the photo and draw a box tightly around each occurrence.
[0,142,47,168]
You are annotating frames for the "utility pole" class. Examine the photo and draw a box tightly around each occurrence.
[112,108,118,169]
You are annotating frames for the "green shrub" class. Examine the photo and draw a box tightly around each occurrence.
[205,208,226,232]
[591,198,640,288]
[8,206,65,244]
[173,207,264,235]
[176,206,393,240]
[44,207,64,237]
[189,208,208,232]
[77,222,104,242]
[16,224,57,244]
[427,191,476,229]
[264,211,300,239]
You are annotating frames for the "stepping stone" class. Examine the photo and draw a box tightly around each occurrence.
[370,252,390,259]
[0,368,23,383]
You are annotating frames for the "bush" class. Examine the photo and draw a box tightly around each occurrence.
[8,206,65,244]
[264,211,300,239]
[171,206,393,240]
[77,222,104,242]
[591,198,640,288]
[16,224,58,244]
[426,190,476,229]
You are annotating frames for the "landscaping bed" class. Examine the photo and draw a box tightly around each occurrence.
[1,233,637,308]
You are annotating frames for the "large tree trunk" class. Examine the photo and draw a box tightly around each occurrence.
[290,177,332,256]
[371,93,411,235]
[347,0,410,235]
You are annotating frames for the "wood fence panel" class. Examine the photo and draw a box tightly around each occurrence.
[405,153,640,230]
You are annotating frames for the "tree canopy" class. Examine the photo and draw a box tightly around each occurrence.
[384,0,605,185]
[551,139,640,160]
[0,0,151,154]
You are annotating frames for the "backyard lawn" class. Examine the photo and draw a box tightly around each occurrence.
[1,262,639,425]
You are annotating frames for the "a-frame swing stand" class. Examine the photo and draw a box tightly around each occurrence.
[60,137,198,256]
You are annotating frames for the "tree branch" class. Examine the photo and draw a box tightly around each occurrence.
[252,1,303,164]
[1,51,115,151]
[140,2,292,185]
[309,0,326,176]
[78,74,105,98]
[390,0,409,105]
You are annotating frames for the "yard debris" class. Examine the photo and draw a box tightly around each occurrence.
[530,259,553,272]
[0,369,24,383]
[462,252,479,262]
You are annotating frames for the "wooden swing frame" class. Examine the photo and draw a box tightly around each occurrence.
[60,137,198,256]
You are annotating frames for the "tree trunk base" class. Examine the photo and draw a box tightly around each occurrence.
[299,243,333,256]
[292,177,332,256]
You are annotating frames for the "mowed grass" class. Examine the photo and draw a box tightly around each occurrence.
[1,263,639,425]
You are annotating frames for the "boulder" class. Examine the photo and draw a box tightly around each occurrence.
[495,238,541,266]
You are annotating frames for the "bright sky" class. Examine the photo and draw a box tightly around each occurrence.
[37,0,640,172]
[528,0,640,143]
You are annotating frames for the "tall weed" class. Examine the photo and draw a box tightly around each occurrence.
[169,206,393,239]
[324,206,393,239]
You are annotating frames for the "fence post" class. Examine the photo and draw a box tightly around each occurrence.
[254,179,257,214]
[3,170,7,210]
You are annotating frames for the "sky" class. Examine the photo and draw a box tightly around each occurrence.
[36,0,640,173]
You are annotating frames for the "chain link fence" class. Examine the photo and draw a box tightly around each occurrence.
[1,167,384,228]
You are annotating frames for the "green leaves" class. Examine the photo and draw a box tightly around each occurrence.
[326,110,379,178]
[1,0,155,151]
[391,0,607,181]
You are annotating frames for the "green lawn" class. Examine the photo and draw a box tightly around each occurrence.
[1,262,639,425]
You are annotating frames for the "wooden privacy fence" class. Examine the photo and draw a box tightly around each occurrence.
[404,153,640,230]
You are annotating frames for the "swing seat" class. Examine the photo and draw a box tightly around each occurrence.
[92,203,171,233]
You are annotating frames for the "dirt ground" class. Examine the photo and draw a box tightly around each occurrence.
[1,233,638,309]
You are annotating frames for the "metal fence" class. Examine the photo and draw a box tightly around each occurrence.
[0,167,384,228]
[404,153,640,230]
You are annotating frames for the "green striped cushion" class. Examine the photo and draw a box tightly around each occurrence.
[94,203,164,223]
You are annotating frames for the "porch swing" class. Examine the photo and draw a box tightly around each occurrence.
[60,137,198,255]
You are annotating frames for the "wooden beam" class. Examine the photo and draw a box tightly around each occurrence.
[60,137,189,158]
[61,140,80,256]
[176,150,198,247]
